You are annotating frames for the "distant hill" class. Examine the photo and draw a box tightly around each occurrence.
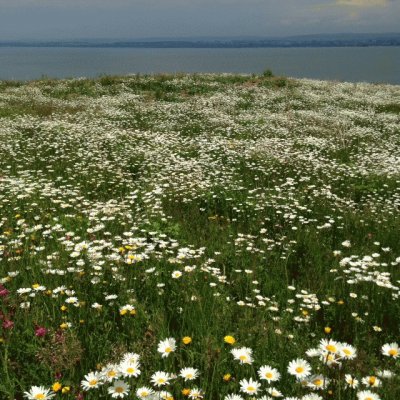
[1,33,400,48]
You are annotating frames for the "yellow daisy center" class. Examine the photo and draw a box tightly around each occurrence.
[34,395,45,400]
[115,387,124,393]
[239,355,247,361]
[89,379,98,386]
[165,347,172,353]
[127,367,135,374]
[158,378,166,384]
[326,344,337,352]
[369,376,376,385]
[108,370,116,377]
[265,372,273,379]
[295,366,304,373]
[389,349,398,356]
[314,379,322,386]
[248,386,255,392]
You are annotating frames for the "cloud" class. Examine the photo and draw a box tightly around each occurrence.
[336,0,388,6]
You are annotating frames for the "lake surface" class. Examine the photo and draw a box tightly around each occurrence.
[0,46,399,84]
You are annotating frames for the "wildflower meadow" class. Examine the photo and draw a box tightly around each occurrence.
[0,73,399,400]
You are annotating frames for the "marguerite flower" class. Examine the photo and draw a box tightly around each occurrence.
[107,380,130,398]
[81,371,103,390]
[151,371,172,387]
[381,342,399,358]
[24,386,55,400]
[357,390,381,400]
[157,338,176,358]
[239,378,260,395]
[231,347,253,364]
[136,386,154,398]
[345,374,359,389]
[287,358,312,379]
[258,365,281,382]
[118,360,141,378]
[179,367,199,381]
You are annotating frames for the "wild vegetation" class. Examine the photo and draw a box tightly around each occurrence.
[0,72,399,400]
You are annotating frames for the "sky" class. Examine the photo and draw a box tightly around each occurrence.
[0,0,399,41]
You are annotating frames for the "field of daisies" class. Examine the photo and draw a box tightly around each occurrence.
[0,72,399,400]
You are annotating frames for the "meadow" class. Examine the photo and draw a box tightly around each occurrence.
[0,72,399,400]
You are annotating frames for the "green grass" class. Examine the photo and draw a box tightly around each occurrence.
[0,72,399,400]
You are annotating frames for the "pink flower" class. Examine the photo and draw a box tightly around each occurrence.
[35,326,48,337]
[0,285,9,297]
[2,320,14,330]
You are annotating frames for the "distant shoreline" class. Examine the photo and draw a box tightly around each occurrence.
[1,34,400,49]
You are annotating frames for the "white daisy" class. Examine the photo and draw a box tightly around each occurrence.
[287,358,312,379]
[118,360,141,378]
[381,342,399,358]
[157,338,176,358]
[231,347,253,364]
[179,367,199,381]
[107,380,130,398]
[150,371,172,387]
[258,365,281,383]
[136,386,154,398]
[81,371,103,390]
[239,378,260,395]
[357,390,381,400]
[24,386,55,400]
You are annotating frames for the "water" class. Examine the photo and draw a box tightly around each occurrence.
[0,46,399,84]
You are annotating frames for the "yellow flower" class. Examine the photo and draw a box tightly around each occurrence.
[52,382,62,392]
[337,300,344,305]
[60,305,67,311]
[59,323,68,329]
[120,309,128,316]
[32,283,40,289]
[324,327,332,334]
[182,336,192,345]
[61,386,70,394]
[224,335,236,345]
[223,373,232,382]
[130,309,136,315]
[182,388,191,396]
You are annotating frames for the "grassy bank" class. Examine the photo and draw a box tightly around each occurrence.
[0,73,399,400]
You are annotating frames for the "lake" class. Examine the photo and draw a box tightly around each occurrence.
[0,46,399,84]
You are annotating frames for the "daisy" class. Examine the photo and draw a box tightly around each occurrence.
[287,359,312,379]
[381,342,399,358]
[224,395,244,400]
[302,395,323,400]
[81,371,103,390]
[24,386,55,400]
[319,339,340,354]
[307,375,329,390]
[121,352,140,364]
[136,386,154,398]
[188,387,204,399]
[107,380,130,398]
[239,378,260,395]
[267,387,283,397]
[231,347,253,364]
[179,367,199,381]
[361,376,381,388]
[102,364,121,382]
[158,391,174,400]
[357,391,381,400]
[157,338,176,358]
[151,371,172,387]
[345,374,359,389]
[258,365,281,383]
[339,343,357,360]
[118,360,141,378]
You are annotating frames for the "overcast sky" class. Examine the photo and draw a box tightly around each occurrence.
[0,0,399,40]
